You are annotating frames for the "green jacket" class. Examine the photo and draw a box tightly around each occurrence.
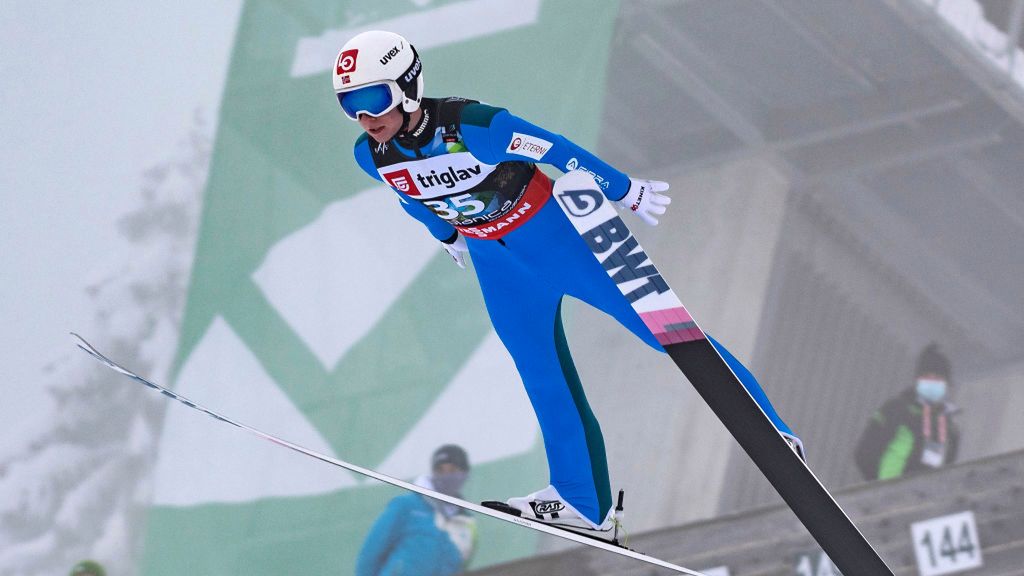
[854,387,960,481]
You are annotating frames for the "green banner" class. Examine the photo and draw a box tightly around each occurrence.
[143,1,620,573]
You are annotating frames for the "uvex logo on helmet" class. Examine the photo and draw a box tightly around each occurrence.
[403,56,422,84]
[336,49,358,75]
[379,43,403,65]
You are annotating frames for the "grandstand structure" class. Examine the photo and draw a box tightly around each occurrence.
[471,449,1024,575]
[556,0,1024,563]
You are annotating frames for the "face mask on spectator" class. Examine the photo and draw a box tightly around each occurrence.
[432,471,468,496]
[916,378,947,403]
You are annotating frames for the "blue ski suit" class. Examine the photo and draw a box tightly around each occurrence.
[352,97,794,524]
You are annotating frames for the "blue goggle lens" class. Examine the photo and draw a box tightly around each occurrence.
[338,84,395,119]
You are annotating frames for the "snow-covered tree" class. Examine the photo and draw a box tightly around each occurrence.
[0,111,210,576]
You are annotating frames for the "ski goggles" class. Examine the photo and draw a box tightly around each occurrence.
[336,82,402,120]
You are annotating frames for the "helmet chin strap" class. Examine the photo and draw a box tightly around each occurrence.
[398,102,427,138]
[399,108,412,134]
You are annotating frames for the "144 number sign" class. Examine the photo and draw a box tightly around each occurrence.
[911,511,983,576]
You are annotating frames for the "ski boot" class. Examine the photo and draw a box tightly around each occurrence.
[483,486,629,547]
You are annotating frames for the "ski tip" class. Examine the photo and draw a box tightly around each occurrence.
[70,332,91,348]
[69,334,123,374]
[70,332,97,355]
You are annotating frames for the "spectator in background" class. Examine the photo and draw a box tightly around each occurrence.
[356,444,476,576]
[855,343,961,481]
[70,560,106,576]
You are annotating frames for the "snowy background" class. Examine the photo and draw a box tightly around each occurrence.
[1,2,241,573]
[1,1,241,453]
[2,0,1024,575]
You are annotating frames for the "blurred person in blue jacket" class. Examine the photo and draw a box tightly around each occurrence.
[356,445,476,576]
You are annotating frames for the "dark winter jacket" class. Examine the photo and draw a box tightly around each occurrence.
[854,387,960,481]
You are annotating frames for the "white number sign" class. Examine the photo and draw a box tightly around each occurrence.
[795,551,839,576]
[911,511,983,576]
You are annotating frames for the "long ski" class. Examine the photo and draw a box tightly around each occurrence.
[553,171,894,576]
[71,333,704,576]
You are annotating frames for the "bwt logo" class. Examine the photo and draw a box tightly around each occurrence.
[336,49,358,75]
[557,187,604,218]
[384,169,420,196]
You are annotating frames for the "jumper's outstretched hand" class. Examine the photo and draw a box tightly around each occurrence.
[442,235,468,269]
[617,178,671,226]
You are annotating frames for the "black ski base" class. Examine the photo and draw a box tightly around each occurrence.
[666,339,894,575]
[480,501,631,550]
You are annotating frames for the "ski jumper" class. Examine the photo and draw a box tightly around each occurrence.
[353,97,795,524]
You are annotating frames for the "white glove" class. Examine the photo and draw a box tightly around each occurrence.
[442,235,468,269]
[616,178,671,226]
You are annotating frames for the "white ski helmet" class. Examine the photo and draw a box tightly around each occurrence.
[333,30,423,120]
